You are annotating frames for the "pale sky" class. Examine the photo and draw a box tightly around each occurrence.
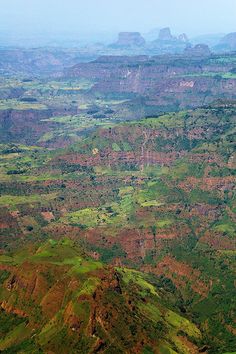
[0,0,236,36]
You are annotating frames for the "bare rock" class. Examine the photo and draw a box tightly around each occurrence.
[184,44,211,56]
[158,27,174,41]
[113,32,146,47]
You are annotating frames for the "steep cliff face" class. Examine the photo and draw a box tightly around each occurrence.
[2,53,231,149]
[0,105,78,146]
[112,32,146,47]
[66,54,236,111]
[158,27,175,41]
[0,109,53,144]
[148,28,190,53]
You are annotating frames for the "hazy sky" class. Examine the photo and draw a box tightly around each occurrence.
[1,0,236,36]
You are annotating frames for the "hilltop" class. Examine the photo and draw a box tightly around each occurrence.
[0,239,204,353]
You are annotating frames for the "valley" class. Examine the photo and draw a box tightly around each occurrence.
[0,31,235,354]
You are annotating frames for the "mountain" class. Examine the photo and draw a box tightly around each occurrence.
[0,44,236,353]
[184,44,211,56]
[218,32,236,51]
[0,100,235,353]
[148,28,189,54]
[158,28,175,41]
[1,52,236,149]
[143,28,161,41]
[108,28,191,55]
[0,238,205,353]
[111,32,146,48]
[191,34,225,47]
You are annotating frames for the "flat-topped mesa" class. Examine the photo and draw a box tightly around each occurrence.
[158,27,175,41]
[184,44,211,57]
[113,32,146,47]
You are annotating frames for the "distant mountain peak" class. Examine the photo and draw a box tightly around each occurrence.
[112,32,146,47]
[220,32,236,50]
[184,43,211,56]
[158,27,174,41]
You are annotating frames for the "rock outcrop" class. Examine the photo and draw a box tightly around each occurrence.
[157,28,188,43]
[178,33,189,42]
[112,32,146,47]
[184,44,211,56]
[149,28,189,53]
[67,54,236,112]
[158,27,174,41]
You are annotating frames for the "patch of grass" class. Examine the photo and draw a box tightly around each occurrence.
[0,256,15,264]
[171,161,205,179]
[139,302,161,322]
[141,200,163,207]
[188,189,220,205]
[159,343,178,354]
[119,186,134,196]
[0,310,26,341]
[214,223,235,236]
[120,268,159,297]
[77,277,100,296]
[0,99,47,110]
[164,310,201,338]
[64,208,101,228]
[112,143,121,152]
[64,193,135,229]
[136,180,169,206]
[38,132,54,143]
[0,193,57,208]
[38,313,61,346]
[0,270,10,285]
[0,322,30,351]
[127,113,184,129]
[32,240,80,263]
[70,260,103,274]
[156,220,173,228]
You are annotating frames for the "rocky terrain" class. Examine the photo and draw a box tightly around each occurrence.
[0,43,235,353]
[109,28,189,54]
[0,28,236,73]
[0,99,235,353]
[66,53,236,113]
[0,51,235,148]
[111,32,146,48]
[0,239,206,353]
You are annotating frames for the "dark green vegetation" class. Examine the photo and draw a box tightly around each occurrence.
[0,50,235,353]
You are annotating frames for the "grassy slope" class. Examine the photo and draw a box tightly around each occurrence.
[0,103,235,352]
[0,239,203,353]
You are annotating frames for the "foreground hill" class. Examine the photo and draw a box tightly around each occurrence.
[0,239,203,353]
[0,102,235,353]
